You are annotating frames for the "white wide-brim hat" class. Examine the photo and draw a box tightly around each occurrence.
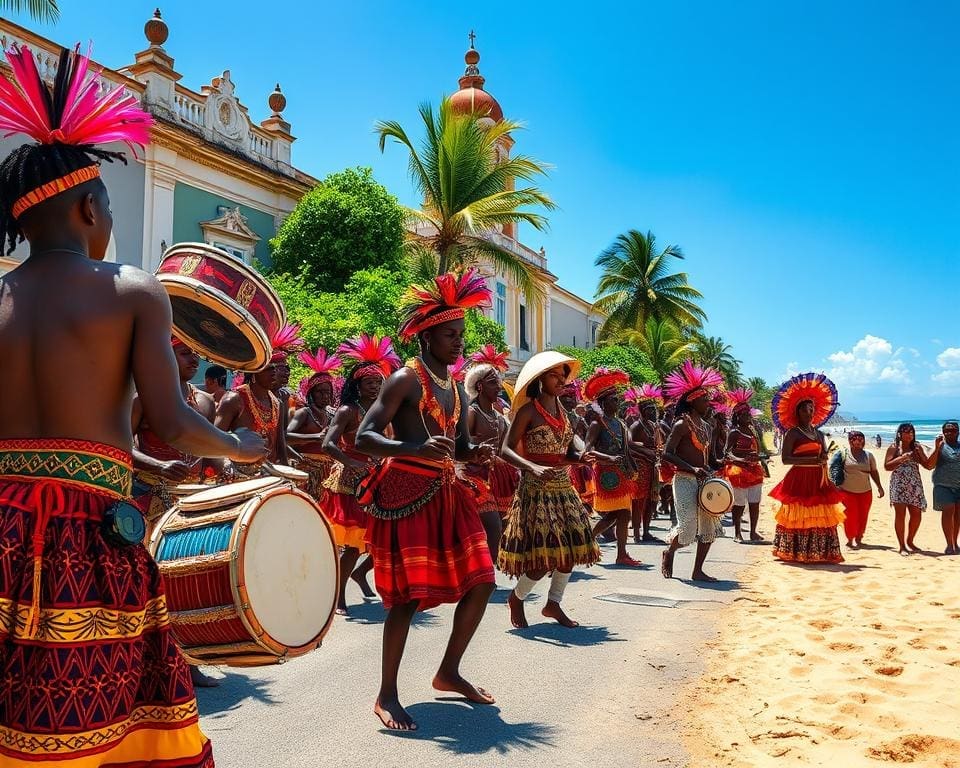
[510,351,582,414]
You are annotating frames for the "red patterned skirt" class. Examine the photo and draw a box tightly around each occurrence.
[634,459,655,502]
[0,439,213,767]
[321,460,370,550]
[463,457,519,516]
[568,463,594,506]
[770,465,845,563]
[365,457,494,611]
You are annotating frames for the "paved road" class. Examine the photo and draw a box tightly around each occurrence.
[196,519,756,768]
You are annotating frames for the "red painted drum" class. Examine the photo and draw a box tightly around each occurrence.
[156,242,286,371]
[149,477,339,666]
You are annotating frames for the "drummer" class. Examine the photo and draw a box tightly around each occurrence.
[216,365,288,472]
[271,323,306,421]
[288,347,342,499]
[132,337,218,527]
[660,361,725,582]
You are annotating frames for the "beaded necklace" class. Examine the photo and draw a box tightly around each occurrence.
[411,358,460,438]
[240,385,279,437]
[535,397,567,441]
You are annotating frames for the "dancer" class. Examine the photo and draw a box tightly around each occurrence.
[709,394,730,472]
[288,347,342,499]
[660,361,724,581]
[269,323,304,452]
[560,379,593,512]
[884,422,929,555]
[723,388,766,542]
[355,270,496,731]
[463,344,519,562]
[323,334,400,613]
[499,351,601,629]
[584,368,642,566]
[204,364,228,405]
[769,373,845,563]
[928,421,960,554]
[628,384,665,543]
[658,403,678,523]
[216,364,284,472]
[0,44,266,766]
[836,430,883,549]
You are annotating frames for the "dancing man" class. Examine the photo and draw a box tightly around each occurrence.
[629,384,665,543]
[0,44,265,766]
[499,352,601,629]
[584,368,643,566]
[463,344,519,562]
[723,388,766,542]
[288,347,342,499]
[323,334,400,614]
[660,361,724,582]
[355,270,497,731]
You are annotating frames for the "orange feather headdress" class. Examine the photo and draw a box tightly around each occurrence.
[584,367,631,402]
[398,268,492,342]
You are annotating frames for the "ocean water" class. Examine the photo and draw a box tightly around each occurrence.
[828,419,951,447]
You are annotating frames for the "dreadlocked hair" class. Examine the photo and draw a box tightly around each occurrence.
[340,366,364,407]
[0,143,125,255]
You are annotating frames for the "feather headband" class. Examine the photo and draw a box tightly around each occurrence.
[663,360,723,403]
[772,373,838,431]
[338,333,401,380]
[727,387,755,416]
[270,323,305,362]
[469,344,509,372]
[450,355,468,383]
[583,366,631,402]
[0,44,153,219]
[560,378,584,402]
[298,347,342,398]
[398,268,492,342]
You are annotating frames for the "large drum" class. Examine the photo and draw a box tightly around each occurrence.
[156,242,286,371]
[698,476,734,518]
[149,477,339,666]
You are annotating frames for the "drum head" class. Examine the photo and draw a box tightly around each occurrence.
[240,490,338,648]
[263,462,309,482]
[158,275,271,371]
[179,476,284,512]
[170,483,210,497]
[700,478,734,516]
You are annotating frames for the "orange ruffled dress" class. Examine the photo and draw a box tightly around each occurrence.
[770,435,845,563]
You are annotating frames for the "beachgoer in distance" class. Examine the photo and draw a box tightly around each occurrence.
[885,423,929,555]
[837,430,884,549]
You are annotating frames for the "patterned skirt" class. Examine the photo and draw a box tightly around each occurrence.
[297,453,333,502]
[498,470,601,576]
[0,439,213,767]
[591,463,635,513]
[321,461,370,550]
[366,459,494,611]
[463,458,520,516]
[770,465,845,563]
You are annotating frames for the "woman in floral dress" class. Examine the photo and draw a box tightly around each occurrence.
[885,423,929,555]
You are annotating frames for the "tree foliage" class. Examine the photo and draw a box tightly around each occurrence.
[0,0,59,21]
[555,344,658,385]
[269,167,405,292]
[614,317,694,379]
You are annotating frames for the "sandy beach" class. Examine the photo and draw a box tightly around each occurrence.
[679,444,960,767]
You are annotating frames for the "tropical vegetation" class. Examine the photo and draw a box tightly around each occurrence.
[0,0,58,22]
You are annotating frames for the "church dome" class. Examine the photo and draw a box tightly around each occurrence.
[449,36,503,122]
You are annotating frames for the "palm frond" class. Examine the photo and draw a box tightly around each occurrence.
[0,0,59,21]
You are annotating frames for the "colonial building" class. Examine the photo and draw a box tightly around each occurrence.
[445,39,603,371]
[0,11,314,275]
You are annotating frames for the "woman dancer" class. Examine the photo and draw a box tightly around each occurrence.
[288,347,342,499]
[499,352,601,628]
[884,423,929,555]
[928,421,960,554]
[723,388,766,542]
[769,373,845,563]
[323,334,400,613]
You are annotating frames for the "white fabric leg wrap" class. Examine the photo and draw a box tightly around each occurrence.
[547,570,572,604]
[514,574,538,600]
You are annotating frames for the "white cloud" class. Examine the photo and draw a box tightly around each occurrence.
[827,334,912,389]
[936,347,960,370]
[932,369,960,387]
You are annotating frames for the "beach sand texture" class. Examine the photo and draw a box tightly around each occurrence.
[680,448,960,767]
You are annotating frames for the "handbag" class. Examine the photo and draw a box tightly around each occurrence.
[828,449,846,487]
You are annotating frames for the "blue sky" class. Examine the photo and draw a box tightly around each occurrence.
[6,1,957,416]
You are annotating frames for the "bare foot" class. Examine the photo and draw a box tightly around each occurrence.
[907,542,922,553]
[374,696,417,731]
[691,571,718,582]
[846,540,854,548]
[542,599,579,628]
[899,548,910,557]
[734,533,744,543]
[432,673,495,704]
[508,590,528,629]
[749,532,763,542]
[190,666,220,688]
[351,569,376,598]
[335,602,349,616]
[615,555,643,567]
[661,549,674,579]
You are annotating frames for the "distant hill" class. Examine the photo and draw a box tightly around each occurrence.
[855,411,926,421]
[827,411,859,425]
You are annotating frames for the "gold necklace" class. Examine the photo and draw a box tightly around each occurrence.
[418,357,452,390]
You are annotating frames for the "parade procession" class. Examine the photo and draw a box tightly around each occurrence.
[1,5,958,768]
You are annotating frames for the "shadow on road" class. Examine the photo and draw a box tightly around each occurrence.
[196,671,277,717]
[394,701,558,754]
[336,601,440,628]
[777,562,876,572]
[674,578,740,591]
[507,623,623,648]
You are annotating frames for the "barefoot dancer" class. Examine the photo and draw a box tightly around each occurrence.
[268,323,304,461]
[584,368,642,566]
[356,271,497,731]
[661,361,724,582]
[463,345,519,562]
[0,44,266,766]
[723,388,766,542]
[288,348,342,499]
[323,334,400,614]
[770,373,845,563]
[499,352,601,629]
[628,384,665,543]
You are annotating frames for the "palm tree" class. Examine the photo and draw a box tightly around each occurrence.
[617,317,694,379]
[693,334,743,387]
[0,0,59,21]
[376,99,555,301]
[593,230,705,340]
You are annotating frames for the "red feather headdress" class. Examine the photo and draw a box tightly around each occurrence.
[772,373,838,431]
[399,268,492,342]
[0,44,153,219]
[727,387,754,417]
[469,344,509,372]
[297,348,342,399]
[338,333,401,380]
[664,360,723,403]
[584,366,631,402]
[270,323,305,362]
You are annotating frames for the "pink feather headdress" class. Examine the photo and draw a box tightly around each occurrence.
[338,333,401,380]
[469,344,509,372]
[727,387,755,417]
[399,269,492,342]
[270,323,306,362]
[625,383,664,408]
[560,378,584,402]
[0,44,153,219]
[663,360,723,403]
[297,348,342,399]
[450,355,468,383]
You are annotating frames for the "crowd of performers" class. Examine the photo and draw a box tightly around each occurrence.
[0,41,854,765]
